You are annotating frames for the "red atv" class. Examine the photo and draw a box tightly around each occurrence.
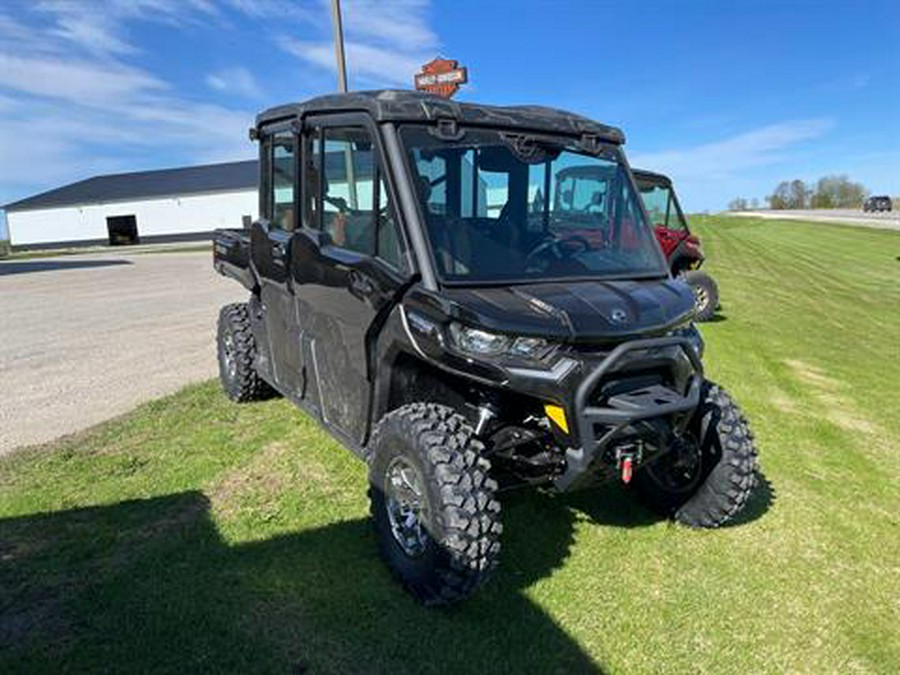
[634,169,720,321]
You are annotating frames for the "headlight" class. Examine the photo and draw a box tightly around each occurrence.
[448,323,511,356]
[448,322,549,359]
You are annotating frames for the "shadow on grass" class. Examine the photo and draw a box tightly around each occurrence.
[0,490,617,674]
[0,259,132,276]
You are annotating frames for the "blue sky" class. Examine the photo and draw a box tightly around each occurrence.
[1,0,898,237]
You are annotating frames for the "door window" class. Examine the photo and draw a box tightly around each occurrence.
[271,133,296,231]
[640,185,670,228]
[309,126,403,267]
[639,184,686,231]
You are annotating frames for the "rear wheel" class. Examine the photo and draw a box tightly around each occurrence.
[633,381,758,528]
[368,403,502,605]
[681,269,719,322]
[217,303,275,402]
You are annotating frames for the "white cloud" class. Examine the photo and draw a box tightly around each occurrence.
[277,0,438,89]
[0,4,255,204]
[48,14,137,56]
[0,54,166,105]
[206,66,264,99]
[0,0,444,204]
[279,37,425,87]
[223,0,317,23]
[30,1,221,56]
[631,119,834,180]
[630,119,835,210]
[341,0,436,50]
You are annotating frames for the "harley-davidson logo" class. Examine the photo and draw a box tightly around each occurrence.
[414,57,468,99]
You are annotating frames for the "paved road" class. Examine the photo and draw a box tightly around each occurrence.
[0,251,244,455]
[729,209,900,230]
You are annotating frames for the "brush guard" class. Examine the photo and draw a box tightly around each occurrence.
[554,336,703,491]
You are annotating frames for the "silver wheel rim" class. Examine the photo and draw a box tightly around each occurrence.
[693,286,709,313]
[222,332,237,380]
[384,456,430,558]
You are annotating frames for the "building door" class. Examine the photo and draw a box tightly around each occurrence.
[106,215,139,245]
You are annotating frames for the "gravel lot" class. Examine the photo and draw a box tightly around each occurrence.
[0,250,244,455]
[729,208,899,230]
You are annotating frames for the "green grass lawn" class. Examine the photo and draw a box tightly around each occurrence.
[2,216,898,674]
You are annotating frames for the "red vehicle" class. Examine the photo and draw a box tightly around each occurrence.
[634,169,719,321]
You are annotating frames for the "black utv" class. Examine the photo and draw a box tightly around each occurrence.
[863,195,892,212]
[213,91,759,605]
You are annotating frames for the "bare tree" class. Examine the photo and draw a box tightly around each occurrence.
[767,181,792,209]
[810,175,868,209]
[728,197,749,211]
[768,179,811,209]
[789,180,811,209]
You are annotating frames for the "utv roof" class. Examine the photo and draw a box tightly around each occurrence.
[256,90,625,145]
[632,169,672,187]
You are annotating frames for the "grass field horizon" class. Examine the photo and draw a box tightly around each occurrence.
[2,215,898,673]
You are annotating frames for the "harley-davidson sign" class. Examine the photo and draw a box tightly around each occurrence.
[414,58,468,99]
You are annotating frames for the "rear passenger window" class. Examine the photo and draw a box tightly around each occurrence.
[270,132,296,231]
[315,126,403,267]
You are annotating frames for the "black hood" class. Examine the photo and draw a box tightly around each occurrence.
[440,277,695,342]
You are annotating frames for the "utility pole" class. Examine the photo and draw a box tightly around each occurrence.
[331,0,348,93]
[329,0,357,207]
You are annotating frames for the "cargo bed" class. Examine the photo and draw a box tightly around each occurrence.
[213,229,255,290]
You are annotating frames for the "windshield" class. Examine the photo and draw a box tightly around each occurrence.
[400,125,667,284]
[637,180,687,231]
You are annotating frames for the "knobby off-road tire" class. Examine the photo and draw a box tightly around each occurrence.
[634,381,757,528]
[368,403,502,606]
[217,303,275,402]
[681,269,719,322]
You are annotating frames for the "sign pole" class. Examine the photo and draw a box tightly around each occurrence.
[330,0,357,207]
[330,0,348,93]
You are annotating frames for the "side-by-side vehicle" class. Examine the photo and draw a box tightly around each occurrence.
[635,170,720,321]
[213,90,759,604]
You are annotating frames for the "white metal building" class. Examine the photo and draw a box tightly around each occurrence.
[3,161,258,248]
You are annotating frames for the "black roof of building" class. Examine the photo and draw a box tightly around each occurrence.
[257,90,625,145]
[3,160,258,212]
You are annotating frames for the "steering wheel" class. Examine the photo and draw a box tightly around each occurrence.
[525,235,591,267]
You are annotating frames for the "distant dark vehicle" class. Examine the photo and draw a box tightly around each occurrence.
[633,170,720,321]
[213,90,759,605]
[863,196,892,212]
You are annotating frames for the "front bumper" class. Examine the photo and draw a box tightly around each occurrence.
[554,335,703,491]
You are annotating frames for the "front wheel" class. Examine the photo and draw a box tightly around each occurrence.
[368,403,502,605]
[681,269,719,322]
[633,381,758,528]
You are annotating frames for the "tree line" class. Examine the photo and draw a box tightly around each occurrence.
[728,175,868,211]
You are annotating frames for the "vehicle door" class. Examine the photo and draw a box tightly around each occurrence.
[290,115,409,446]
[249,125,304,397]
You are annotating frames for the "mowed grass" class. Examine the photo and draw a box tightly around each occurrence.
[2,216,899,674]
